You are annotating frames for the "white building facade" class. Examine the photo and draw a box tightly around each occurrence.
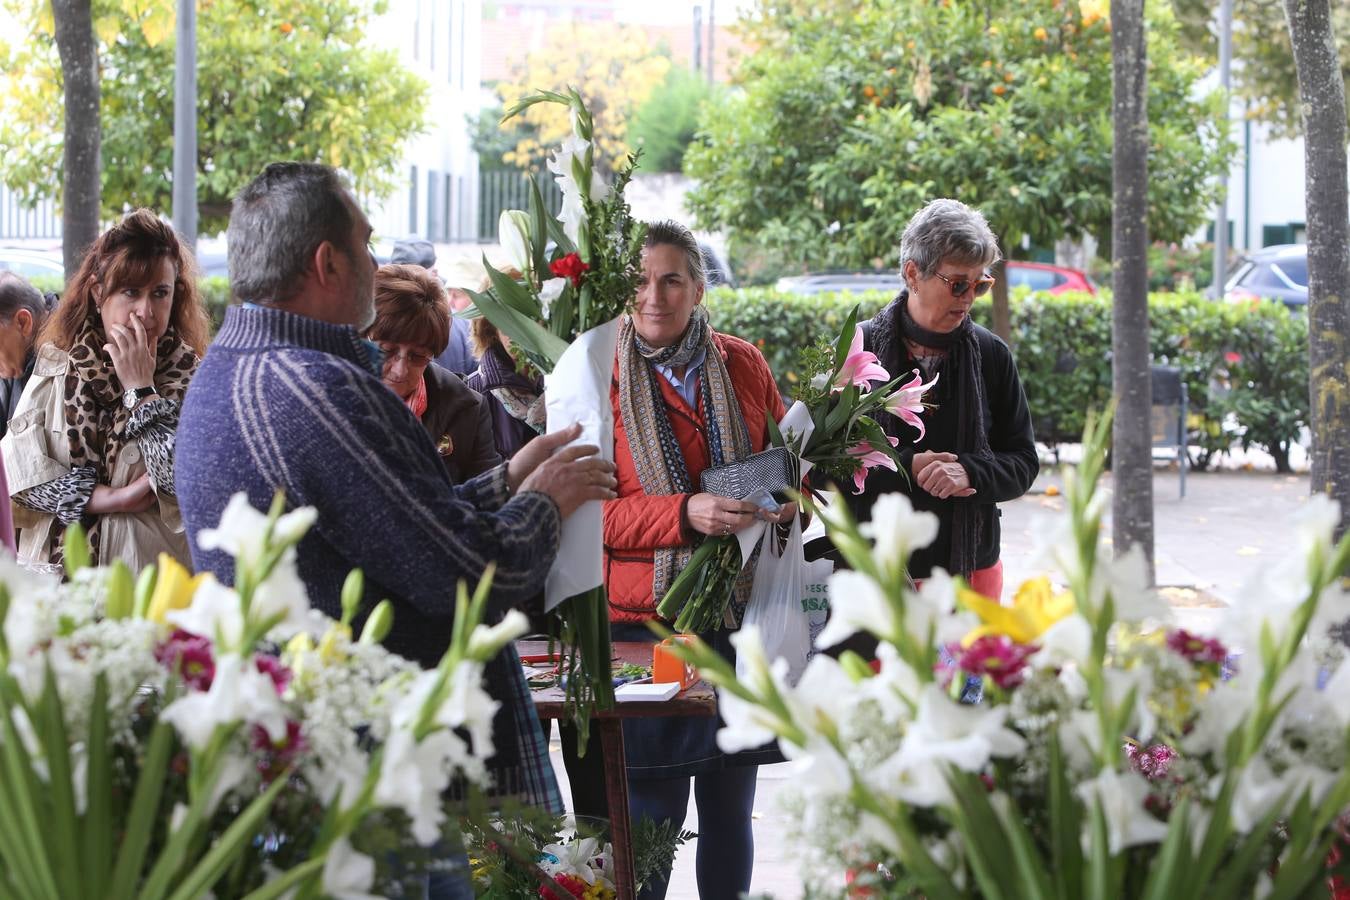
[364,0,484,245]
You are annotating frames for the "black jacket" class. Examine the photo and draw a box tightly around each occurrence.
[0,350,36,440]
[420,363,503,484]
[844,294,1039,579]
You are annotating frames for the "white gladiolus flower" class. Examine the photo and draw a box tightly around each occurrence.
[468,611,531,659]
[322,837,381,900]
[498,209,533,274]
[1030,613,1092,669]
[249,548,311,633]
[436,663,500,759]
[816,570,895,648]
[160,653,288,751]
[197,492,316,568]
[858,493,939,576]
[885,685,1026,807]
[1075,769,1169,853]
[374,728,470,845]
[166,576,245,650]
[908,570,973,647]
[547,134,594,244]
[1228,758,1291,834]
[538,277,567,321]
[716,688,783,753]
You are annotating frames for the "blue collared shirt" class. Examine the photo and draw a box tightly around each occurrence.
[653,345,707,410]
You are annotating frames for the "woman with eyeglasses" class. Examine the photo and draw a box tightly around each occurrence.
[845,198,1038,605]
[365,264,502,483]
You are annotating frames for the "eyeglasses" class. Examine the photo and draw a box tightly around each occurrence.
[378,344,434,367]
[932,271,996,299]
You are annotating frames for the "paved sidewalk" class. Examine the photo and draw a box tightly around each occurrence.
[550,462,1315,899]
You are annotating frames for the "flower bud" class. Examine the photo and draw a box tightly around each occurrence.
[360,599,394,645]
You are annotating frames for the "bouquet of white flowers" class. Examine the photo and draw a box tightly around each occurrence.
[666,410,1350,898]
[0,493,525,899]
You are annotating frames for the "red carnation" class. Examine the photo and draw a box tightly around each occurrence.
[549,253,590,288]
[538,873,589,899]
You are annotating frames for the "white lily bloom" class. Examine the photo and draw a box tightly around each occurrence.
[538,277,567,321]
[858,493,939,577]
[498,209,533,274]
[1183,677,1259,757]
[166,576,245,650]
[1104,666,1157,745]
[1075,769,1169,853]
[859,643,922,719]
[197,493,316,568]
[788,653,858,730]
[541,836,611,886]
[322,837,382,900]
[160,653,288,751]
[435,662,500,759]
[1057,709,1104,773]
[1087,546,1168,623]
[717,687,782,753]
[816,570,895,649]
[908,569,972,647]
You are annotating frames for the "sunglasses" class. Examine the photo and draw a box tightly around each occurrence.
[932,271,996,299]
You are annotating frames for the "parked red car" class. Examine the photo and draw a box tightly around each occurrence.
[1004,260,1097,295]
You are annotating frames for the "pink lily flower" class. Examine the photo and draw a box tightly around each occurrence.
[883,369,939,441]
[846,436,900,494]
[833,326,891,391]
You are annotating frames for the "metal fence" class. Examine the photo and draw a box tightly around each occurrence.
[0,186,61,241]
[477,169,562,243]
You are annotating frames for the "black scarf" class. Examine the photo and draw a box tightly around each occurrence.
[871,291,992,578]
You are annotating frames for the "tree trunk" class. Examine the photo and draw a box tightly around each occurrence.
[1110,0,1156,583]
[1284,0,1350,545]
[991,234,1012,344]
[51,0,101,280]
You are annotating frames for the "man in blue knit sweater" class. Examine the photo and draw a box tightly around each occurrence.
[175,163,616,893]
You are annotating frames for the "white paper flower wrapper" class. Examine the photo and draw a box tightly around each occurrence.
[543,316,622,610]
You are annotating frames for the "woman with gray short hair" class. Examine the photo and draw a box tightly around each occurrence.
[845,198,1038,602]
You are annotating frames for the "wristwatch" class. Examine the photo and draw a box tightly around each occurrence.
[122,385,157,409]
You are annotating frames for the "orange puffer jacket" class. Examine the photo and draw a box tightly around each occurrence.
[604,331,786,624]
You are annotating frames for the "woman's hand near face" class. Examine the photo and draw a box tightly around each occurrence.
[687,493,761,536]
[104,313,156,391]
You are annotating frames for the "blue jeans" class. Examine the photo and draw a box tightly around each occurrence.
[425,848,475,900]
[628,766,759,900]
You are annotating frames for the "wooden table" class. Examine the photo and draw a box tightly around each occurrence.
[520,640,717,900]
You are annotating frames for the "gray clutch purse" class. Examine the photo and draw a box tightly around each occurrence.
[699,446,795,502]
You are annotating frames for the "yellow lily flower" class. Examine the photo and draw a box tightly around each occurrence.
[959,576,1075,646]
[145,553,206,623]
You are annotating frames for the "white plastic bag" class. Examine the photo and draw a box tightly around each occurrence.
[738,516,812,685]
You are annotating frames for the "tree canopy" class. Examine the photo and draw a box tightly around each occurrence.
[1174,0,1350,139]
[492,22,671,176]
[685,0,1235,273]
[0,0,428,233]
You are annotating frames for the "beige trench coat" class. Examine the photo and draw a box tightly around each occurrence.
[0,343,189,573]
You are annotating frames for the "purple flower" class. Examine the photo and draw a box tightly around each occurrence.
[1166,629,1228,665]
[1124,741,1177,780]
[253,654,293,695]
[956,635,1036,690]
[155,629,216,691]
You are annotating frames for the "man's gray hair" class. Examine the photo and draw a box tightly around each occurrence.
[899,199,1001,277]
[0,272,51,322]
[644,219,706,285]
[227,162,355,303]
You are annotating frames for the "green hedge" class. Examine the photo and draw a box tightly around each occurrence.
[704,288,1310,471]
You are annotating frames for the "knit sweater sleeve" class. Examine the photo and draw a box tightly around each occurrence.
[245,353,561,616]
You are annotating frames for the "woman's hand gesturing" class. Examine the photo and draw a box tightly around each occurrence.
[104,312,156,392]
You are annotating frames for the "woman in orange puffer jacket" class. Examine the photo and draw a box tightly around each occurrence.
[604,220,794,900]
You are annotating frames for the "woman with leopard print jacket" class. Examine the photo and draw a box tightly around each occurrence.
[0,210,209,574]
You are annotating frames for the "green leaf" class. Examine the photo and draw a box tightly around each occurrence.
[1139,799,1190,900]
[37,664,79,899]
[527,175,551,281]
[83,676,113,897]
[133,564,159,620]
[0,676,58,897]
[108,714,177,897]
[166,773,291,900]
[237,856,326,900]
[1047,737,1083,900]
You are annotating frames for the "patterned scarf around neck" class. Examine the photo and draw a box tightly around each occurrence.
[618,306,754,609]
[478,344,546,435]
[64,315,198,559]
[874,290,993,578]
